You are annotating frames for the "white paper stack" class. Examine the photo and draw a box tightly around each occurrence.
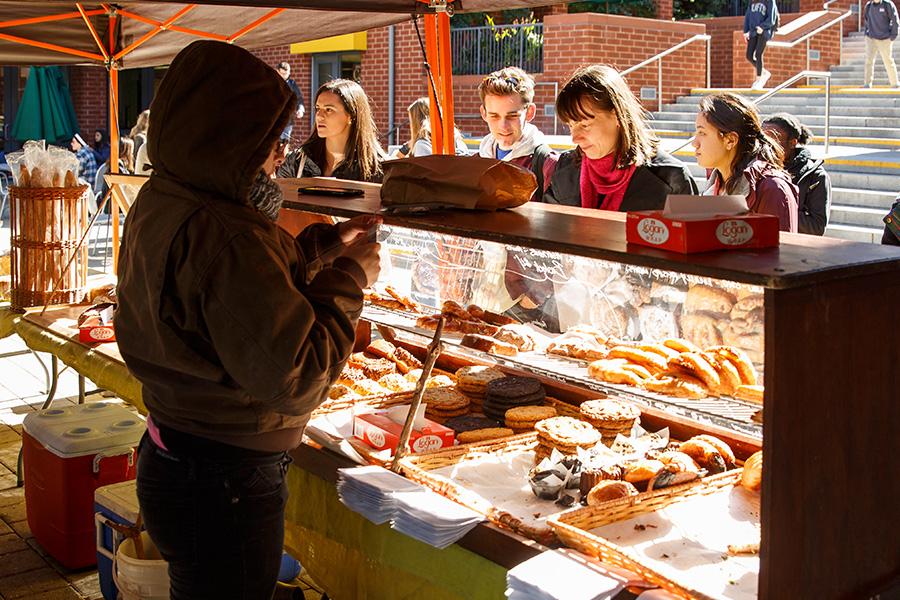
[336,466,420,524]
[391,489,484,549]
[506,550,626,600]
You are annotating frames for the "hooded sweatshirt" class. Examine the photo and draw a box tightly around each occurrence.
[115,41,366,452]
[706,159,799,232]
[865,0,899,40]
[784,147,831,235]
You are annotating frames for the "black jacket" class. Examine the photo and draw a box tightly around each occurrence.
[277,148,383,183]
[542,149,698,210]
[883,198,900,245]
[785,147,831,235]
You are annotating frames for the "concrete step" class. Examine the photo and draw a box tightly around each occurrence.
[825,223,884,243]
[825,168,900,190]
[830,203,891,228]
[653,120,900,141]
[676,94,900,107]
[662,103,900,117]
[832,187,897,208]
[651,111,900,128]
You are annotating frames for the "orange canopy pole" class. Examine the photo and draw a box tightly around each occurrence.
[77,3,109,61]
[436,11,454,155]
[114,4,197,61]
[424,14,444,155]
[108,8,122,273]
[116,9,228,41]
[0,10,105,29]
[0,32,104,61]
[227,8,284,43]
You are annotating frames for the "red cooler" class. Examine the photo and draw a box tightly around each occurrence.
[23,402,145,569]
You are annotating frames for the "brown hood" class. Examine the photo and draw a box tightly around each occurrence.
[147,40,295,204]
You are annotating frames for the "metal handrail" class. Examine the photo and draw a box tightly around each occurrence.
[670,70,833,154]
[767,9,852,47]
[621,34,712,112]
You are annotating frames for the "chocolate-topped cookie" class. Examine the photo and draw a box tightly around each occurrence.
[485,376,544,400]
[443,414,503,433]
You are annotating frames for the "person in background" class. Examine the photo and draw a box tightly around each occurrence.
[863,0,900,88]
[130,109,150,161]
[763,113,831,235]
[543,64,697,210]
[743,0,778,89]
[277,78,385,182]
[116,40,381,599]
[882,195,900,245]
[70,133,97,188]
[92,128,110,165]
[276,62,306,142]
[94,136,134,202]
[693,92,798,232]
[391,97,468,158]
[478,67,555,194]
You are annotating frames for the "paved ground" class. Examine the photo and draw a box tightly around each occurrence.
[0,332,324,600]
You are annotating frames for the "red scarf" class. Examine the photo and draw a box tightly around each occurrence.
[579,152,637,211]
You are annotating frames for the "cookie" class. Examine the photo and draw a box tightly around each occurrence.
[456,365,506,393]
[534,416,602,448]
[422,387,470,411]
[426,406,470,419]
[505,406,557,431]
[443,414,503,433]
[457,428,515,444]
[485,376,544,401]
[425,375,455,388]
[579,399,640,424]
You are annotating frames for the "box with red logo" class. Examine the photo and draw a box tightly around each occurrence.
[626,195,780,254]
[353,410,455,455]
[78,303,116,344]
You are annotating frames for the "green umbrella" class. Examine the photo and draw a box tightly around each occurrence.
[11,66,80,145]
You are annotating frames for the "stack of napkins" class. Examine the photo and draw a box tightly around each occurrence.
[506,550,626,600]
[337,466,483,548]
[337,466,420,524]
[391,489,483,549]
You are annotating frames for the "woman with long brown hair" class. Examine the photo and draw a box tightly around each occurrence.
[278,78,385,182]
[391,97,468,158]
[543,64,697,210]
[693,92,798,231]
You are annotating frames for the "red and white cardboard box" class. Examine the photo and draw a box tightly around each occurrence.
[626,195,780,254]
[78,304,116,344]
[353,407,455,455]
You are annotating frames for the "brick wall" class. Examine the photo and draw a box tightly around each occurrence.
[251,46,313,145]
[693,12,843,88]
[68,66,108,139]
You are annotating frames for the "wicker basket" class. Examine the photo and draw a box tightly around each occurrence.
[9,184,89,309]
[547,470,745,600]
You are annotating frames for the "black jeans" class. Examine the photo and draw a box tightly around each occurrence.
[136,431,291,600]
[746,34,768,76]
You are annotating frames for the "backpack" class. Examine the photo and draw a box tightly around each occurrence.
[530,144,558,197]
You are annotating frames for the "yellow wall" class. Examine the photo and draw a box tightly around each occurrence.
[290,32,367,54]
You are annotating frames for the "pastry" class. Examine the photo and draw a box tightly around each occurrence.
[667,352,721,390]
[337,366,367,384]
[384,285,420,313]
[422,387,471,412]
[579,399,640,439]
[504,405,558,432]
[566,325,609,346]
[642,374,708,399]
[460,333,518,357]
[425,374,455,388]
[579,465,625,496]
[721,327,764,367]
[684,284,736,316]
[586,480,638,506]
[730,294,764,320]
[494,324,537,352]
[679,438,727,473]
[456,366,506,397]
[392,347,423,374]
[702,351,742,396]
[741,451,763,491]
[483,376,546,421]
[350,379,390,397]
[607,346,668,374]
[623,459,665,484]
[534,416,602,451]
[547,338,608,361]
[638,305,679,342]
[706,346,757,385]
[327,384,358,400]
[457,428,515,444]
[650,282,687,306]
[693,434,736,468]
[416,315,441,330]
[680,313,723,349]
[358,357,397,380]
[637,343,680,361]
[377,373,415,392]
[589,300,632,339]
[441,300,471,320]
[587,359,645,387]
[657,451,701,473]
[734,384,764,404]
[479,309,518,327]
[662,338,700,354]
[443,414,503,434]
[365,293,405,311]
[366,339,397,360]
[466,304,486,320]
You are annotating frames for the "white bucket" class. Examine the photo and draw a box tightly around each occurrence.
[114,531,170,600]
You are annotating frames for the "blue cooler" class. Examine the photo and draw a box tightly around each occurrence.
[94,480,142,600]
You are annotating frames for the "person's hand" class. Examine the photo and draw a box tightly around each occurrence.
[338,215,382,245]
[743,31,750,40]
[341,242,382,288]
[756,26,763,34]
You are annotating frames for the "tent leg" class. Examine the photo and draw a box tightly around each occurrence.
[436,12,454,155]
[424,14,444,155]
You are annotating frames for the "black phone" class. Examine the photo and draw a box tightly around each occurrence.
[297,186,365,198]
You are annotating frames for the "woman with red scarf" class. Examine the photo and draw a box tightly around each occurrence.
[543,65,697,210]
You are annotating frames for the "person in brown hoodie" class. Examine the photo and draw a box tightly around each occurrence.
[693,92,799,232]
[115,40,380,599]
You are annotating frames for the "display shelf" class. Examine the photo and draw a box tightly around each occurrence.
[361,304,762,440]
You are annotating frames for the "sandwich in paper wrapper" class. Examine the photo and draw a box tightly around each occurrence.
[626,195,780,253]
[380,155,536,213]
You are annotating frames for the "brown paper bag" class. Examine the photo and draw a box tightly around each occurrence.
[380,155,536,213]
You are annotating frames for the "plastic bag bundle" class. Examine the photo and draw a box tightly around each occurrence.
[7,140,80,188]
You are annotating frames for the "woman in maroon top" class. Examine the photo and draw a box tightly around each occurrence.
[693,92,799,232]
